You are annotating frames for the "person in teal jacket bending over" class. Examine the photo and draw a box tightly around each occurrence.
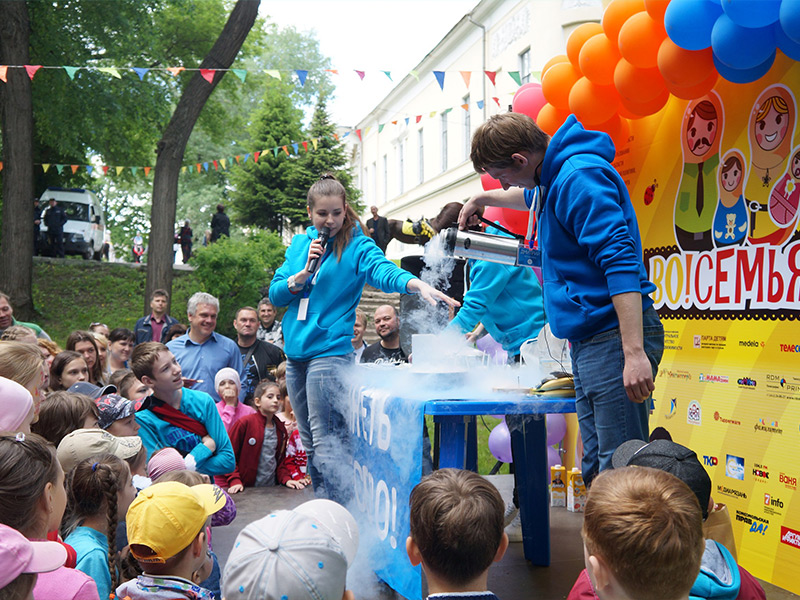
[459,113,664,485]
[269,173,459,504]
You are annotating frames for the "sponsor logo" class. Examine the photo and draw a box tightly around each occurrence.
[703,455,718,467]
[738,340,761,348]
[659,369,692,380]
[779,379,800,392]
[713,411,742,426]
[665,398,677,419]
[781,527,800,549]
[693,335,701,349]
[737,377,757,388]
[699,373,729,383]
[754,418,783,434]
[753,463,769,481]
[737,510,770,535]
[718,484,746,499]
[766,374,781,381]
[780,472,797,490]
[726,455,744,480]
[764,493,784,516]
[779,344,800,353]
[687,400,701,425]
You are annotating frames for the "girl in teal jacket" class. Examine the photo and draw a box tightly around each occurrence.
[269,174,456,502]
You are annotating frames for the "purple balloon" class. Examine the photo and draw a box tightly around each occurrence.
[546,413,568,446]
[547,446,561,473]
[488,420,513,464]
[476,333,507,363]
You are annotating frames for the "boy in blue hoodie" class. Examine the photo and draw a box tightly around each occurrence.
[459,112,664,484]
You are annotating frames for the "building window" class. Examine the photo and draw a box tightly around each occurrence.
[382,154,388,202]
[463,94,471,160]
[441,112,448,172]
[397,139,405,195]
[520,47,531,85]
[418,128,425,184]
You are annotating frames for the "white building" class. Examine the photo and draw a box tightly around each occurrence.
[352,0,603,258]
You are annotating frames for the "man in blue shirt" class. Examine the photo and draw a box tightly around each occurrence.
[166,292,244,402]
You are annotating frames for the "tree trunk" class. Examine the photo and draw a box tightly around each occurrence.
[0,1,35,320]
[145,0,260,315]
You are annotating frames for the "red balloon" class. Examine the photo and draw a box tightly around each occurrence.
[481,172,502,191]
[512,83,547,120]
[482,206,531,236]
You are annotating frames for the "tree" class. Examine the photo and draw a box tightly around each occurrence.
[145,0,260,314]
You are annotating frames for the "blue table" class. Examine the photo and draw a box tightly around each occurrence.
[426,395,576,566]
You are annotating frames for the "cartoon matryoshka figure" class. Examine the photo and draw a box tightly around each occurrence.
[768,147,800,241]
[713,150,748,247]
[746,84,797,245]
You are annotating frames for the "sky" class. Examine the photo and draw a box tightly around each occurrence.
[260,0,478,126]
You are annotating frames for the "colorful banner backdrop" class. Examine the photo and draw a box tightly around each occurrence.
[626,52,800,595]
[348,387,423,600]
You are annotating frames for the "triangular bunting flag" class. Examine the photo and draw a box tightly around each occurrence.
[302,141,308,152]
[56,165,65,174]
[0,66,7,83]
[433,71,445,90]
[232,69,246,82]
[253,151,261,163]
[244,153,251,163]
[415,115,422,124]
[273,147,279,158]
[25,65,42,80]
[102,166,109,175]
[508,71,521,86]
[461,104,469,111]
[312,139,319,150]
[477,100,485,109]
[365,126,372,136]
[167,67,185,77]
[442,107,453,114]
[235,155,241,164]
[200,69,215,84]
[42,164,50,173]
[409,70,419,81]
[382,70,392,81]
[484,71,497,86]
[181,166,187,174]
[531,70,542,83]
[86,165,93,175]
[0,162,3,172]
[291,143,299,154]
[356,129,362,141]
[196,164,202,173]
[404,117,410,126]
[282,145,289,156]
[220,158,227,169]
[116,166,125,176]
[333,133,339,141]
[460,71,471,88]
[133,67,149,81]
[70,165,79,174]
[342,131,350,138]
[63,66,79,80]
[429,111,437,118]
[355,70,365,80]
[212,160,218,170]
[493,97,500,107]
[378,124,385,133]
[295,70,308,86]
[391,120,398,125]
[265,70,281,79]
[131,167,139,176]
[98,67,122,79]
[202,162,209,171]
[144,166,151,177]
[325,69,339,75]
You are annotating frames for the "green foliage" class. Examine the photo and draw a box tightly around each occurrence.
[190,231,286,335]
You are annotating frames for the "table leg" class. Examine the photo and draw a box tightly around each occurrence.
[434,415,468,468]
[466,416,478,472]
[508,414,550,566]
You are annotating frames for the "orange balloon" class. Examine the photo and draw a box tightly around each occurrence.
[541,62,581,111]
[644,0,669,22]
[614,59,666,104]
[602,0,646,45]
[619,87,669,117]
[592,114,632,152]
[536,103,570,136]
[567,23,604,68]
[657,38,715,88]
[618,11,666,69]
[664,69,719,100]
[579,33,622,86]
[542,54,568,78]
[569,77,620,125]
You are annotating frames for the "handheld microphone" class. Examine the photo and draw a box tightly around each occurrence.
[307,226,330,274]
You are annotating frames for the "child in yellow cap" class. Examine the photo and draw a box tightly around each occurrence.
[115,481,226,600]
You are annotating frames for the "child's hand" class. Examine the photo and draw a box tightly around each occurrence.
[285,479,306,489]
[228,483,244,494]
[201,435,216,453]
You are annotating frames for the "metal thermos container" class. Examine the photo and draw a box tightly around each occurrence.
[442,227,519,265]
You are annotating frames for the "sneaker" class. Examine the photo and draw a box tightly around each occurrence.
[503,502,519,528]
[505,512,522,543]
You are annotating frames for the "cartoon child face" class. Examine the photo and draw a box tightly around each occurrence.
[792,152,800,178]
[756,103,788,152]
[688,113,717,157]
[721,162,742,192]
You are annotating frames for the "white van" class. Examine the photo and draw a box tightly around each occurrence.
[38,187,106,260]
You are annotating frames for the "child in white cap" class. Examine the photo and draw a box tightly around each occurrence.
[214,367,255,433]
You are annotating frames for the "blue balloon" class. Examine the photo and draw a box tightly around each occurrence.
[665,0,723,50]
[711,14,776,70]
[775,21,800,60]
[713,49,776,84]
[780,0,800,45]
[721,0,781,29]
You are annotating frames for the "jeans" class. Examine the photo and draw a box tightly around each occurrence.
[571,306,664,485]
[286,354,353,504]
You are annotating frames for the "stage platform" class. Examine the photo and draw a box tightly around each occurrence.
[211,475,797,600]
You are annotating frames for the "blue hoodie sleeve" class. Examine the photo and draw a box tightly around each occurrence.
[356,238,415,293]
[448,260,512,333]
[184,389,235,475]
[556,166,644,297]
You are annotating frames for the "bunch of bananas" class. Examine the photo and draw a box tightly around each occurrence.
[531,372,575,397]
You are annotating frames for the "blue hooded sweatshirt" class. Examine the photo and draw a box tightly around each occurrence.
[447,226,546,355]
[270,225,415,362]
[524,115,655,342]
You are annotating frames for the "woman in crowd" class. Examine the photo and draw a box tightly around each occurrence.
[0,340,50,423]
[66,331,105,385]
[50,351,89,391]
